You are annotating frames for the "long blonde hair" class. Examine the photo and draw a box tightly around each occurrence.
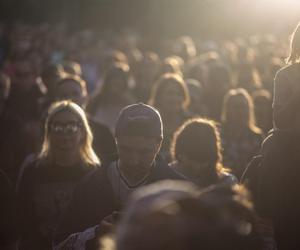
[286,21,300,64]
[38,100,100,166]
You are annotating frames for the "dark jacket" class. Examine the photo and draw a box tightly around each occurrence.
[16,157,96,250]
[54,159,184,245]
[252,130,300,250]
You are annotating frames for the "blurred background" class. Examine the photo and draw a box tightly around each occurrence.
[0,0,299,37]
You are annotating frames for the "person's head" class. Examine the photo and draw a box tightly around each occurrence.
[55,74,88,108]
[254,34,276,60]
[171,118,223,177]
[206,63,231,94]
[286,21,300,64]
[135,52,161,84]
[235,63,262,92]
[201,62,229,120]
[41,63,65,95]
[173,36,197,62]
[160,56,183,76]
[103,50,129,73]
[116,181,261,250]
[197,184,260,250]
[101,62,130,98]
[39,100,99,166]
[115,103,163,175]
[116,180,200,250]
[186,51,218,84]
[236,45,255,65]
[148,73,190,114]
[222,88,259,132]
[62,61,82,76]
[185,79,204,115]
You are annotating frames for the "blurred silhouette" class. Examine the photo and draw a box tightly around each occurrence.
[116,181,262,250]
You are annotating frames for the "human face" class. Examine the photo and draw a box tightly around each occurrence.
[49,110,84,152]
[158,83,185,113]
[56,80,87,108]
[116,136,162,177]
[178,154,212,178]
[226,95,249,127]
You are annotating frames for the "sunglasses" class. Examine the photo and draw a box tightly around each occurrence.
[50,122,82,135]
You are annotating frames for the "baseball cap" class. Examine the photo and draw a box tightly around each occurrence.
[115,103,163,138]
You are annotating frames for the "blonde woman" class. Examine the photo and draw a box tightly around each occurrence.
[16,100,99,250]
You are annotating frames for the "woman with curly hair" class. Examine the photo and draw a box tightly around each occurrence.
[170,117,236,188]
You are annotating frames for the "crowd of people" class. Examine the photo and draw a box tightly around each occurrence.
[0,20,300,250]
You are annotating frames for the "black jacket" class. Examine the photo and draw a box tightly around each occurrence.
[16,157,96,250]
[54,159,184,245]
[255,131,300,250]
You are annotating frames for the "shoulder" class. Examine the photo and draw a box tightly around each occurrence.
[16,154,42,192]
[250,128,263,138]
[88,115,109,131]
[276,63,299,76]
[18,154,40,176]
[262,130,291,154]
[75,162,114,193]
[79,163,107,185]
[150,160,186,182]
[275,63,300,83]
[240,155,262,184]
[244,128,263,142]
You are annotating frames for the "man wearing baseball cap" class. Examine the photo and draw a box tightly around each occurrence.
[54,103,183,249]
